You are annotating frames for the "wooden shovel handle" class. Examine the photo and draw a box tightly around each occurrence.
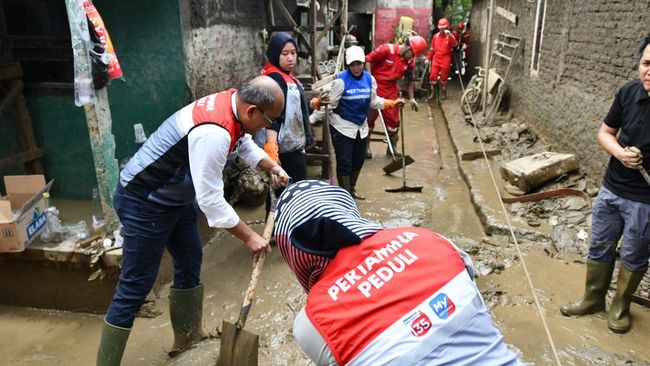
[235,208,275,329]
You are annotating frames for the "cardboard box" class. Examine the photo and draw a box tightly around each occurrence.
[0,175,53,252]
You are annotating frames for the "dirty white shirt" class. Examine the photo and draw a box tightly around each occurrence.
[188,93,266,229]
[309,76,385,139]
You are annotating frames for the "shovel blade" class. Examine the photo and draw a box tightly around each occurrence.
[382,155,415,175]
[385,184,423,193]
[217,320,259,366]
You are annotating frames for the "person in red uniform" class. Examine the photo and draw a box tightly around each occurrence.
[273,180,523,366]
[426,18,457,100]
[364,35,427,158]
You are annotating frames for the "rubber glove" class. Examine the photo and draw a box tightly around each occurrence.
[270,165,289,189]
[310,97,321,110]
[384,98,406,109]
[409,98,419,112]
[263,140,280,163]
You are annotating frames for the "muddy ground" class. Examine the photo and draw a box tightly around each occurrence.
[0,85,649,365]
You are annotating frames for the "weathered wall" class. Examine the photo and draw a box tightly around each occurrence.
[183,0,269,99]
[0,1,186,199]
[470,0,649,177]
[375,0,432,45]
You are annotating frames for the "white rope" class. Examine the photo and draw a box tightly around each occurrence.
[450,60,563,366]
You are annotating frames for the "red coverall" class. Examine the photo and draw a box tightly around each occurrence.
[427,32,457,84]
[365,44,414,135]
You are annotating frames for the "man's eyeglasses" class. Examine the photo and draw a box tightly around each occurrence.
[256,106,277,127]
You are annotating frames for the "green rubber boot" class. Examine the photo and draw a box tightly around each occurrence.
[350,170,365,200]
[169,284,208,356]
[337,175,352,195]
[560,259,614,316]
[608,266,646,333]
[387,135,402,158]
[96,320,131,366]
[441,83,448,100]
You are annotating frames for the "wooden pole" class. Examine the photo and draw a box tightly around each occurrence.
[482,0,494,116]
[310,0,318,80]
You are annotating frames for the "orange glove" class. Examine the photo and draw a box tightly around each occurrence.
[310,97,321,110]
[383,98,405,109]
[263,141,280,163]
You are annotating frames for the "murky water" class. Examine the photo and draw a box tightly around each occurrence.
[0,95,648,365]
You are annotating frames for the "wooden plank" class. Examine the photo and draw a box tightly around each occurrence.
[0,148,43,170]
[0,63,23,81]
[496,6,518,24]
[316,9,342,44]
[493,51,512,61]
[9,79,43,174]
[272,0,298,27]
[0,79,22,119]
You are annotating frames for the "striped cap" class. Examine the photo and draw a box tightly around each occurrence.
[274,180,382,292]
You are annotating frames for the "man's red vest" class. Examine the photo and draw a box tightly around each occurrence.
[305,227,478,365]
[191,88,243,153]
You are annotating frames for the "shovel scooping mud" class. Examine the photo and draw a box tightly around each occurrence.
[217,189,277,366]
[386,107,423,193]
[378,109,415,174]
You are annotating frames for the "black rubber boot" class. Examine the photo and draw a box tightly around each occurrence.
[365,137,372,159]
[608,266,645,333]
[560,259,614,316]
[96,320,131,366]
[350,170,365,200]
[337,175,352,195]
[169,285,208,356]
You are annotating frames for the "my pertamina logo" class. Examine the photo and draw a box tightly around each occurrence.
[429,293,456,320]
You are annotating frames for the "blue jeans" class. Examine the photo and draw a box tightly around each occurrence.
[106,186,202,328]
[589,186,650,272]
[330,128,366,176]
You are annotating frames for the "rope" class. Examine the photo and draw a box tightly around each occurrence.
[450,56,563,366]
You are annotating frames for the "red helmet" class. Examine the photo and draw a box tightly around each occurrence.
[437,18,450,30]
[457,22,465,30]
[408,35,427,56]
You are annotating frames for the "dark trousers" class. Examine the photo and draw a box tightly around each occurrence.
[106,186,202,328]
[330,128,366,176]
[267,150,307,209]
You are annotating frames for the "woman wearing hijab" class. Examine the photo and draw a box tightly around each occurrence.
[274,180,523,366]
[261,32,313,192]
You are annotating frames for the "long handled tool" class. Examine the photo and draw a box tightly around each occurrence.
[386,107,423,193]
[379,109,415,174]
[217,190,276,366]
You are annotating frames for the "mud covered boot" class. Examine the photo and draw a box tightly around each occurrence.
[168,285,208,357]
[387,135,402,158]
[97,320,131,366]
[441,84,448,100]
[608,266,645,333]
[350,170,365,200]
[337,175,352,195]
[365,138,372,159]
[560,259,614,316]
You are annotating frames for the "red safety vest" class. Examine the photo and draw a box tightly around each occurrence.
[305,227,477,365]
[365,44,414,93]
[191,88,243,153]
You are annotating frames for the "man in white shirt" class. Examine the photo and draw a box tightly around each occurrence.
[96,75,288,365]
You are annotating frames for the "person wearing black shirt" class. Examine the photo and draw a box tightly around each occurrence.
[560,34,650,334]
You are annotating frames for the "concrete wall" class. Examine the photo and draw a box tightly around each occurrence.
[470,0,649,177]
[182,0,269,99]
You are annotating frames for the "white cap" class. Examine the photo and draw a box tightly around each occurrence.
[345,46,365,65]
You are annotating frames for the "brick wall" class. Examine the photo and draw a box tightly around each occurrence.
[470,0,649,177]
